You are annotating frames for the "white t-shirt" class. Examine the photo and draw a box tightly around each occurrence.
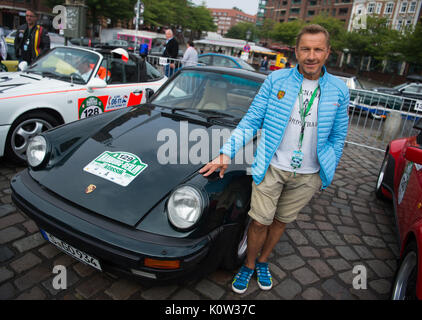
[270,78,320,173]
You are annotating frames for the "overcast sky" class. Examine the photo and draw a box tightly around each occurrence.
[191,0,260,15]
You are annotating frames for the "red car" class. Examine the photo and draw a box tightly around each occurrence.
[376,119,422,299]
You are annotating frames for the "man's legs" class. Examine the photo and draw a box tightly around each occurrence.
[244,218,286,269]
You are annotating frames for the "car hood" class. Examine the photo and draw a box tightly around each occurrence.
[30,106,230,227]
[0,72,72,96]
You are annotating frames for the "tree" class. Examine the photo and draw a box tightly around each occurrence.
[257,18,275,45]
[270,19,305,46]
[225,22,257,41]
[396,22,422,67]
[185,5,217,40]
[310,14,347,52]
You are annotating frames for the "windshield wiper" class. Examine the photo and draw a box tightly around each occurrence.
[171,107,234,120]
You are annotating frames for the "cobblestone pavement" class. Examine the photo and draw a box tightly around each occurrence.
[0,143,398,300]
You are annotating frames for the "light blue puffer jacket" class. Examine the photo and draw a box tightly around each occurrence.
[220,65,349,189]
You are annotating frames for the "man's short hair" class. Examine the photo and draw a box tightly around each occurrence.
[26,9,38,17]
[188,40,194,47]
[296,24,330,49]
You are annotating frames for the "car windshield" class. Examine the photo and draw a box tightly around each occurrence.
[234,57,256,71]
[152,70,262,117]
[25,47,100,84]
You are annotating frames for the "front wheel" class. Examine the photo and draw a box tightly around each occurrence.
[5,112,59,164]
[391,242,419,300]
[221,217,251,270]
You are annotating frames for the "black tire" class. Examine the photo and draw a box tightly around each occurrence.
[391,241,419,300]
[221,217,251,271]
[375,152,390,200]
[5,111,60,164]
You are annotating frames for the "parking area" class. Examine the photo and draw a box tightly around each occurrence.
[0,133,399,300]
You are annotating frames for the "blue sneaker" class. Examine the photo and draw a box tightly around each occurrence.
[232,265,254,294]
[255,261,273,290]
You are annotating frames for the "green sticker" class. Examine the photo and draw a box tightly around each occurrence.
[84,151,148,187]
[79,96,104,119]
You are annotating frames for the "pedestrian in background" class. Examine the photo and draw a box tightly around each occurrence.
[259,56,269,72]
[0,28,6,60]
[200,24,349,294]
[181,41,198,67]
[0,27,7,72]
[162,28,179,77]
[14,9,50,65]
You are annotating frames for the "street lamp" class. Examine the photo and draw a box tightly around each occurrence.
[342,48,350,70]
[246,30,251,42]
[134,0,144,54]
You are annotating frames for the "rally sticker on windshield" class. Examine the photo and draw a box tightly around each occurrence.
[83,151,148,187]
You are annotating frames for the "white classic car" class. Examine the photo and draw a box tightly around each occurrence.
[0,46,167,162]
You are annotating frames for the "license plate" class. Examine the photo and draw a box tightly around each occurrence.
[41,230,102,271]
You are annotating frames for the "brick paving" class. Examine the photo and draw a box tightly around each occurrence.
[0,142,398,300]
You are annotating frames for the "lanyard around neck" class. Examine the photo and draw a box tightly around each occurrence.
[297,84,319,150]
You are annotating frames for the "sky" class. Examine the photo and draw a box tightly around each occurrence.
[191,0,260,16]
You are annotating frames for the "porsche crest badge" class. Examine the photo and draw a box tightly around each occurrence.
[85,184,96,194]
[277,90,285,99]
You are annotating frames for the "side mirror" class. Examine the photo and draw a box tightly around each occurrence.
[405,146,422,165]
[145,88,154,102]
[87,77,107,90]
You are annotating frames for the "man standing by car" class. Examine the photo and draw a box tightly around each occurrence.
[162,28,179,77]
[200,24,349,294]
[14,9,50,65]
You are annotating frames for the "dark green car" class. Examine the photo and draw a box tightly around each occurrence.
[11,67,265,283]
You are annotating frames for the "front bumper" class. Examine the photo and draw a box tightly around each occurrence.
[11,170,233,283]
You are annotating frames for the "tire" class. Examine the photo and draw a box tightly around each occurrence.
[375,152,390,200]
[5,112,59,164]
[221,217,251,271]
[391,241,418,300]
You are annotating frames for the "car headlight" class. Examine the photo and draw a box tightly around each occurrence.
[167,186,204,230]
[27,135,47,167]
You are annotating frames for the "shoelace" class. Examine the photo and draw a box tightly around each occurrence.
[234,266,254,285]
[256,263,272,284]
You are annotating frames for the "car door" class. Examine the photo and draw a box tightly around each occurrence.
[75,54,163,120]
[397,142,422,239]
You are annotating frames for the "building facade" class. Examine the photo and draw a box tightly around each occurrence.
[348,0,422,31]
[0,0,53,30]
[209,8,257,35]
[262,0,353,24]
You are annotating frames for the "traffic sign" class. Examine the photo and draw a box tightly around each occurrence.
[243,44,251,53]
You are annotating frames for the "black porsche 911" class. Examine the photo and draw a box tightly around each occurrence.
[11,66,266,283]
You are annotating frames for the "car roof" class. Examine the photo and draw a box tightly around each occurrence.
[199,53,235,59]
[180,65,267,82]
